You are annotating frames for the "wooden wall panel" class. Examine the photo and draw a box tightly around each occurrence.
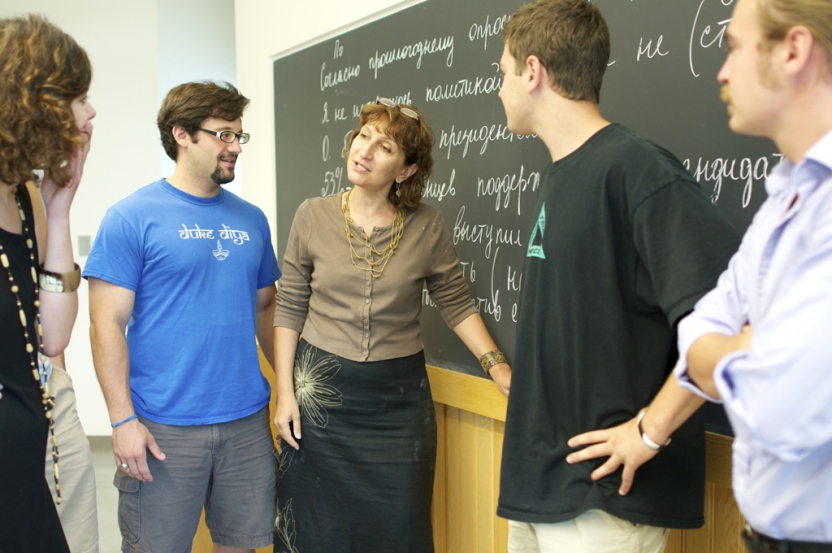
[433,404,448,553]
[492,420,509,553]
[446,406,463,553]
[712,484,744,553]
[666,526,685,552]
[460,409,478,548]
[432,404,509,553]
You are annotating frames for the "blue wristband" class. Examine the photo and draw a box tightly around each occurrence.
[111,414,138,428]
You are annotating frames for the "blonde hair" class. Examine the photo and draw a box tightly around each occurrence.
[758,0,832,71]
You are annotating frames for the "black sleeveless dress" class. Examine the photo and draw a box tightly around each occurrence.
[0,184,70,553]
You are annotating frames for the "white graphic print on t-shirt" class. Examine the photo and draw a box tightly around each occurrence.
[178,223,251,261]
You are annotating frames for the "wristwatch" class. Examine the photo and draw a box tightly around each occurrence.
[38,263,81,293]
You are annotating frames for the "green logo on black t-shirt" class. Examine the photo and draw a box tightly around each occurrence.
[527,204,546,259]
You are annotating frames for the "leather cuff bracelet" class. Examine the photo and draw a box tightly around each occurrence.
[479,350,507,375]
[637,410,671,451]
[39,263,81,293]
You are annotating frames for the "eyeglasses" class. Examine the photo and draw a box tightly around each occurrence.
[376,97,420,120]
[199,128,250,144]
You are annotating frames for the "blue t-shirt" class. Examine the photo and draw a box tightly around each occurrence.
[84,179,281,425]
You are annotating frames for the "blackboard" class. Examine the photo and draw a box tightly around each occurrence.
[273,0,776,435]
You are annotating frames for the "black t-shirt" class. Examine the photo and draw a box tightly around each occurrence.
[497,124,741,528]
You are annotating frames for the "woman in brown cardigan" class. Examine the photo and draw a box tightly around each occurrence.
[273,99,510,552]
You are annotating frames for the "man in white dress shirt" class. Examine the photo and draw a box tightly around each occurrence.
[674,0,832,550]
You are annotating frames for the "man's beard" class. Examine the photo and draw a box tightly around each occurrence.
[210,158,235,185]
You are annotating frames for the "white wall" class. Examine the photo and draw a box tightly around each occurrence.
[1,0,236,435]
[157,0,240,192]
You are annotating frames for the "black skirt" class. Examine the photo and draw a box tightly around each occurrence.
[275,339,436,553]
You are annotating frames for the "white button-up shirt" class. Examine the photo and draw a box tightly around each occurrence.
[675,130,832,542]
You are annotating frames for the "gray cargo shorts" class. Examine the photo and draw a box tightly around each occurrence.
[114,407,276,552]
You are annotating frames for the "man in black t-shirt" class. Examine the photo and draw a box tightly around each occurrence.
[495,1,741,552]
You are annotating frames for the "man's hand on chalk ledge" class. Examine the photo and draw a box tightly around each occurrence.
[489,363,511,397]
[564,415,658,496]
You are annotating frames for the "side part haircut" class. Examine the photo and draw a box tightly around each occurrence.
[157,81,250,161]
[0,14,92,187]
[758,0,832,72]
[502,0,610,103]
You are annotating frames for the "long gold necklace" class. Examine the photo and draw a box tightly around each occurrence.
[0,185,61,503]
[342,188,405,279]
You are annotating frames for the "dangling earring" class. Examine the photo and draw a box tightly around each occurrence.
[395,180,402,197]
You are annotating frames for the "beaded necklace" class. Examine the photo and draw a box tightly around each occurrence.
[342,188,405,279]
[0,186,61,504]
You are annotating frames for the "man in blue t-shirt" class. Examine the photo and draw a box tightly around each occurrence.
[85,81,281,553]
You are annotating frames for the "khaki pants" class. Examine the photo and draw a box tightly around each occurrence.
[45,366,99,553]
[508,509,668,553]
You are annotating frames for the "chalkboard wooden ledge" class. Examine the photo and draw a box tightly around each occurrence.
[426,365,507,421]
[425,365,733,488]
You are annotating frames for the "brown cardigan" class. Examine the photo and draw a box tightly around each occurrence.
[274,193,478,362]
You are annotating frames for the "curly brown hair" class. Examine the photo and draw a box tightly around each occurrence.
[343,103,435,211]
[157,81,250,161]
[0,14,91,188]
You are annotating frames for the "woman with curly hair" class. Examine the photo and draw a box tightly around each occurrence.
[273,99,511,552]
[0,14,94,552]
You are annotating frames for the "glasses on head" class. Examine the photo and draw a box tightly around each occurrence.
[199,128,250,144]
[376,97,420,120]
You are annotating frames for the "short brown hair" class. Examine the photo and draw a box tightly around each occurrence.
[157,81,250,161]
[503,0,610,103]
[0,14,91,187]
[758,0,832,73]
[343,103,434,211]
